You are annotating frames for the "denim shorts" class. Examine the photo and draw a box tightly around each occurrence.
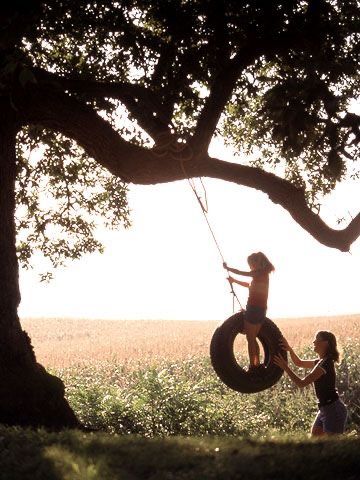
[313,399,347,434]
[244,305,266,325]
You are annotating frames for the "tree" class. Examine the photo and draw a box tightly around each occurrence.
[0,0,359,428]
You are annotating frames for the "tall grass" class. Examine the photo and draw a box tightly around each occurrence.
[55,340,359,437]
[21,315,359,437]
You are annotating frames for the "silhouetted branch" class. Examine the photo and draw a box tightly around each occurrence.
[201,157,360,252]
[191,28,312,156]
[17,85,360,252]
[34,68,171,138]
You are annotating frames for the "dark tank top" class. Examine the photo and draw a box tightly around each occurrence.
[314,357,339,407]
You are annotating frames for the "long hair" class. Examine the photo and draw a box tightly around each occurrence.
[247,252,275,274]
[317,330,340,362]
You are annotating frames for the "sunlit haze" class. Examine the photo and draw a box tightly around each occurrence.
[19,140,360,321]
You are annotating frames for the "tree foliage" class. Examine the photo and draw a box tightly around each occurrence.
[16,127,130,279]
[1,0,359,255]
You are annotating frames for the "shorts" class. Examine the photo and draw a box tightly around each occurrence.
[313,399,347,434]
[244,305,266,325]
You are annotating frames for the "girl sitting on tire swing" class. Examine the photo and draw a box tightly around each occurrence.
[223,252,275,372]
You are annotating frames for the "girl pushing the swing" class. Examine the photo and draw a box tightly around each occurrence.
[223,252,275,372]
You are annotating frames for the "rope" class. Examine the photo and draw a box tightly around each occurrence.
[179,160,243,311]
[151,133,243,311]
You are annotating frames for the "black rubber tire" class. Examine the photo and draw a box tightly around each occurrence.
[210,311,287,393]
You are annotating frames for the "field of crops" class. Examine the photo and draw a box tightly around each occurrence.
[20,314,360,437]
[21,314,360,368]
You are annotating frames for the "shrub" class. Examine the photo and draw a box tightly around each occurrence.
[56,341,360,437]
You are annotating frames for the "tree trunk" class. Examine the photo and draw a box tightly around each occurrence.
[0,112,80,430]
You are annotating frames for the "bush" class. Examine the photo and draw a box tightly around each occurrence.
[56,341,360,437]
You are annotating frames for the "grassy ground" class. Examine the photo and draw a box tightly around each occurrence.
[0,427,359,480]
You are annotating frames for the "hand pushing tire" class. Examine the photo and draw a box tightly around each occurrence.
[210,311,287,393]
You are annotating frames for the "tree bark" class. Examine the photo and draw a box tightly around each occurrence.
[0,107,80,429]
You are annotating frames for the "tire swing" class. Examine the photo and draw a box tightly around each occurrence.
[210,311,287,393]
[178,159,286,393]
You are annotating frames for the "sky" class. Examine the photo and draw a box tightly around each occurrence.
[18,141,360,322]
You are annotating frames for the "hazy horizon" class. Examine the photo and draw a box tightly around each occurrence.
[18,139,360,322]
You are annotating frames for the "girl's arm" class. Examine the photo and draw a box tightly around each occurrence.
[280,338,317,369]
[224,263,254,277]
[273,355,324,388]
[289,351,316,369]
[229,277,250,288]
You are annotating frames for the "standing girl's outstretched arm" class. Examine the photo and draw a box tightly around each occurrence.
[273,354,324,387]
[280,337,317,369]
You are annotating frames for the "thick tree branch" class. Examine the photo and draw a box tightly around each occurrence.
[16,85,176,183]
[201,157,360,252]
[190,46,261,157]
[206,0,230,69]
[16,85,360,252]
[34,68,172,139]
[191,29,308,156]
